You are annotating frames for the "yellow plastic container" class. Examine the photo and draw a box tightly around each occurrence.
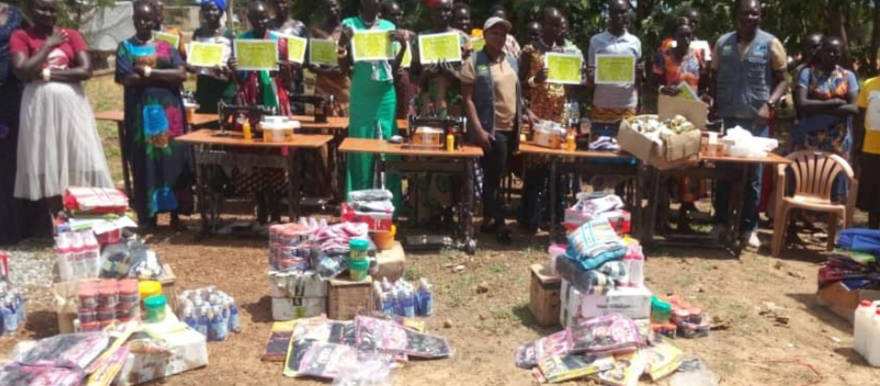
[139,281,162,301]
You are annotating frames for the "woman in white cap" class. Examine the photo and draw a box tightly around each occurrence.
[461,17,535,241]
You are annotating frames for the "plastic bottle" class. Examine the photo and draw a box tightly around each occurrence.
[70,232,85,280]
[868,309,880,367]
[623,243,645,287]
[855,300,874,357]
[566,131,576,152]
[196,306,210,338]
[393,288,405,317]
[83,232,101,278]
[211,306,228,342]
[419,278,434,316]
[56,232,74,281]
[228,299,241,333]
[242,121,253,141]
[382,277,392,292]
[183,307,197,330]
[446,133,455,152]
[403,289,416,318]
[373,282,384,312]
[2,300,17,333]
[382,293,394,316]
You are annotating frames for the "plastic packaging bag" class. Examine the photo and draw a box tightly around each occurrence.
[570,314,641,355]
[99,239,164,280]
[515,329,573,369]
[15,331,111,370]
[669,359,719,386]
[331,354,393,386]
[0,364,84,386]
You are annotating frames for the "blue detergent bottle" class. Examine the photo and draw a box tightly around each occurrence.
[196,306,210,338]
[403,289,416,318]
[2,300,17,333]
[228,299,241,333]
[211,306,228,342]
[419,278,434,316]
[183,307,198,330]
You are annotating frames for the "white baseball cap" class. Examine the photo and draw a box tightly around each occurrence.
[483,17,512,33]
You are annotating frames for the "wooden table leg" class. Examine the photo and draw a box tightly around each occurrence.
[194,145,209,240]
[549,158,559,242]
[117,122,133,199]
[287,148,301,222]
[464,158,476,255]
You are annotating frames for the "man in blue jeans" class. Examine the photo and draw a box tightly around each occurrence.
[710,0,788,248]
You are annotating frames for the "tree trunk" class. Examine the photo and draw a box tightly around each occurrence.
[872,0,880,74]
[828,1,852,68]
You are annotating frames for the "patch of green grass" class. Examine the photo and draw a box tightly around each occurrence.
[489,304,517,322]
[486,262,509,274]
[403,267,421,282]
[443,273,477,308]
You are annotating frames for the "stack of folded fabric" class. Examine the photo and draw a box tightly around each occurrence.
[564,193,631,233]
[341,190,394,231]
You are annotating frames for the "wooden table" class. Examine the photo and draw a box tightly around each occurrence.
[94,110,220,198]
[518,143,642,241]
[290,115,409,133]
[643,151,792,256]
[339,138,484,254]
[176,129,333,237]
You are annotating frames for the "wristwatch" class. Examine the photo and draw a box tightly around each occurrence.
[765,100,777,110]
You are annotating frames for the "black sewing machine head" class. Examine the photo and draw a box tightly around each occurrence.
[218,102,273,132]
[288,94,335,123]
[407,115,466,138]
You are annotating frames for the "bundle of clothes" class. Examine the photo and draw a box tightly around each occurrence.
[556,217,645,295]
[819,229,880,290]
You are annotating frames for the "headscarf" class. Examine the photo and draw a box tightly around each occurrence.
[201,0,227,12]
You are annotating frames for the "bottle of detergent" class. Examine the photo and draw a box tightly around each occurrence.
[228,298,241,333]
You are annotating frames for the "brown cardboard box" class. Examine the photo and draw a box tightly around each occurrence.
[371,242,406,282]
[328,275,373,320]
[658,95,709,129]
[54,264,178,333]
[618,116,701,170]
[817,282,880,323]
[529,264,561,327]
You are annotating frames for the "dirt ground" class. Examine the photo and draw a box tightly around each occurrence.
[1,220,879,386]
[2,75,878,385]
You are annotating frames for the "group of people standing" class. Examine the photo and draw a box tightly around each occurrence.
[1,0,879,246]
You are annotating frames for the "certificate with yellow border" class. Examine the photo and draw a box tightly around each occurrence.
[234,39,279,71]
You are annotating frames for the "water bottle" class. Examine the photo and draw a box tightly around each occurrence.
[373,282,384,312]
[419,278,434,316]
[382,277,392,291]
[211,306,228,341]
[196,306,210,338]
[55,232,74,281]
[14,294,25,326]
[228,299,241,333]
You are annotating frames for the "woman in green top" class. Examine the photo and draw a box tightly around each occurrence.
[337,0,407,209]
[188,0,235,114]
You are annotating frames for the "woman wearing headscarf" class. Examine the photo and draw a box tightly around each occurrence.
[10,0,113,219]
[115,0,194,228]
[189,0,235,115]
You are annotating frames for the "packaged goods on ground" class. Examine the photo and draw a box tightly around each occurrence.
[563,193,630,234]
[342,189,395,231]
[329,275,374,320]
[269,271,329,320]
[176,286,241,341]
[560,280,653,327]
[372,277,434,318]
[98,239,165,280]
[63,187,129,216]
[120,320,209,385]
[371,241,405,281]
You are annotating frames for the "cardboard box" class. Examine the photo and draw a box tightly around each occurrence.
[271,297,327,320]
[340,203,392,231]
[328,275,373,320]
[560,280,652,327]
[817,282,880,323]
[119,319,209,386]
[529,264,562,326]
[267,270,328,298]
[54,264,178,334]
[658,95,708,129]
[371,241,406,282]
[617,116,701,170]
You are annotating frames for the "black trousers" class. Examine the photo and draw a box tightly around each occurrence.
[481,131,516,225]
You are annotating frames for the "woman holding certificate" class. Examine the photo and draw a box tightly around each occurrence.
[189,0,235,114]
[115,0,193,229]
[337,0,407,208]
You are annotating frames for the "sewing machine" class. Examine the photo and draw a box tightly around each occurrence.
[403,115,466,149]
[288,94,335,123]
[218,102,273,135]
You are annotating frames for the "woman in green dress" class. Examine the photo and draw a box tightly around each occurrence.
[337,0,406,210]
[188,0,235,114]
